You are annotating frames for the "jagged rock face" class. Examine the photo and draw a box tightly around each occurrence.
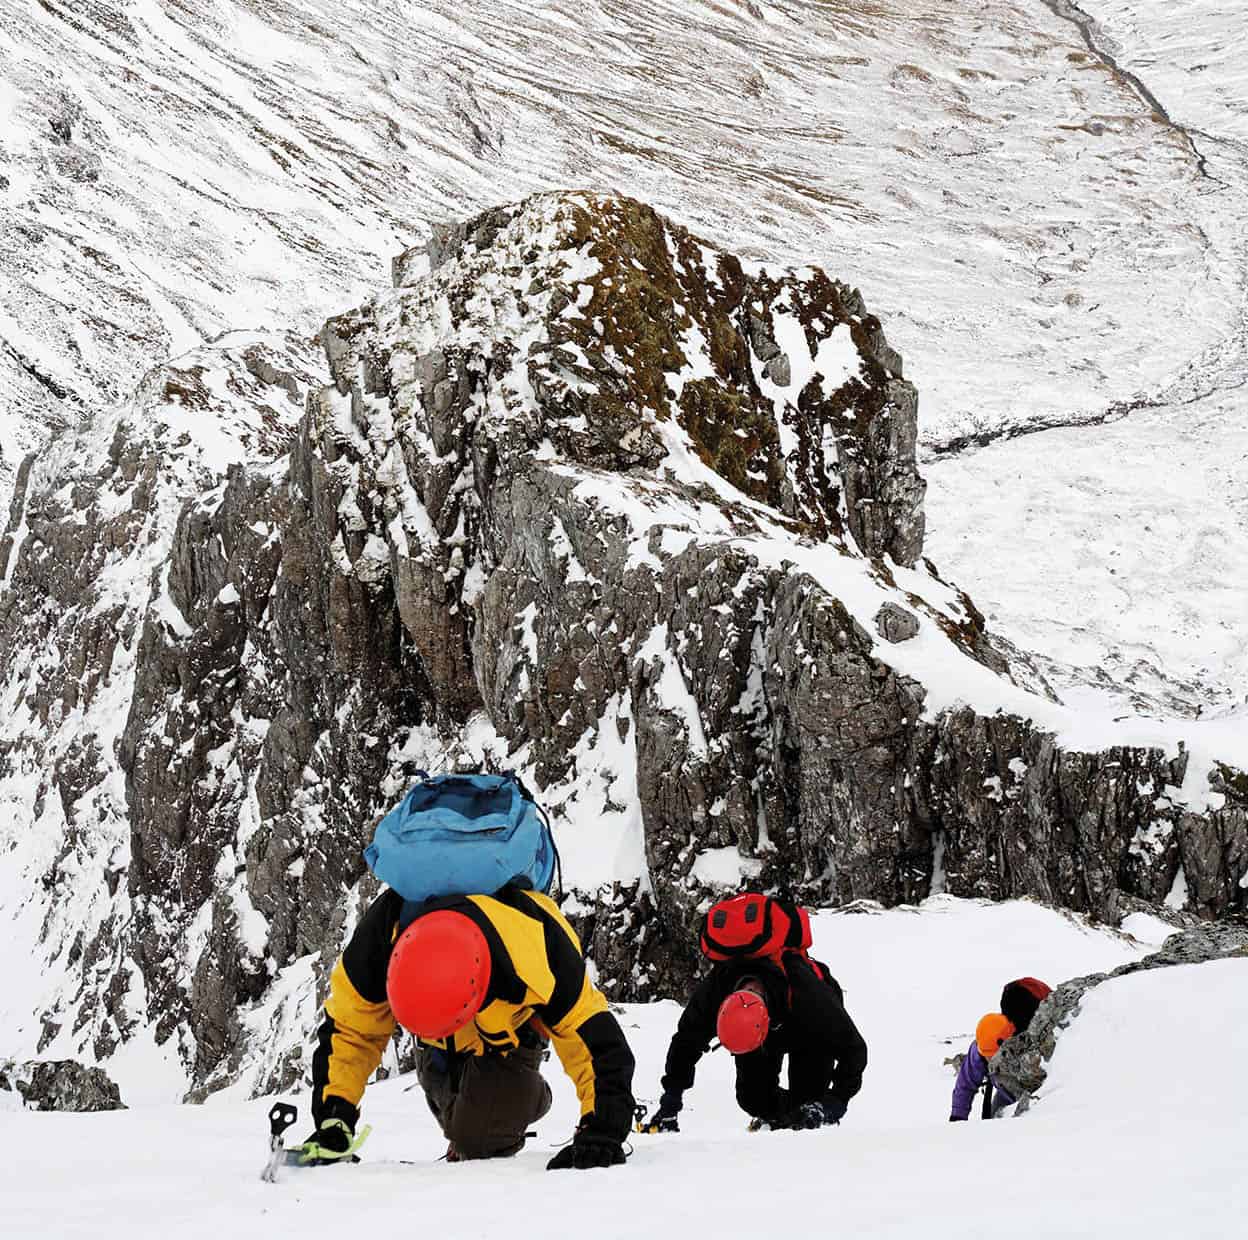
[112,193,939,1083]
[911,714,1248,920]
[380,195,925,563]
[0,1059,124,1112]
[992,924,1248,1105]
[1,192,1245,1099]
[120,420,432,1080]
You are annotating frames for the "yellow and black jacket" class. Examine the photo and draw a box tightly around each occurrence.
[312,885,636,1142]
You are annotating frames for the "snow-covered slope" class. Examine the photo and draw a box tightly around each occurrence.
[2,0,1243,497]
[1040,955,1248,1123]
[924,0,1248,720]
[5,898,1243,1239]
[925,390,1248,719]
[1069,0,1248,146]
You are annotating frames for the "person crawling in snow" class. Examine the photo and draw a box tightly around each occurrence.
[299,884,636,1169]
[641,896,867,1134]
[950,976,1052,1122]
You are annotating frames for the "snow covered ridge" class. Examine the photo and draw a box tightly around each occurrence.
[0,191,1244,1102]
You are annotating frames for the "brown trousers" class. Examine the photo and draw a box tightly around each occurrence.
[416,1044,552,1160]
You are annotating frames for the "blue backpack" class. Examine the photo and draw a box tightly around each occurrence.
[363,771,559,906]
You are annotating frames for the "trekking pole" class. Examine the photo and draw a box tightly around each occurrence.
[261,1101,298,1182]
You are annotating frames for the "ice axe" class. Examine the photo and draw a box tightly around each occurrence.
[260,1101,299,1182]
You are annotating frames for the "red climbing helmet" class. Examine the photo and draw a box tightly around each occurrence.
[717,989,770,1055]
[386,910,491,1039]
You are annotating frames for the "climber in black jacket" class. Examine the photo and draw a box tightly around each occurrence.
[643,952,868,1132]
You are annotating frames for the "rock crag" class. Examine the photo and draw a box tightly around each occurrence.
[0,1059,125,1112]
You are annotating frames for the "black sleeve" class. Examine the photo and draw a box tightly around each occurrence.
[340,888,405,1002]
[788,970,868,1106]
[576,1010,637,1143]
[309,890,404,1126]
[659,974,719,1103]
[309,1055,361,1129]
[827,1005,868,1104]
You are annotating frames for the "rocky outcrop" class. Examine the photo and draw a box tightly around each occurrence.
[0,193,1244,1098]
[993,924,1248,1107]
[911,713,1248,919]
[0,1059,125,1111]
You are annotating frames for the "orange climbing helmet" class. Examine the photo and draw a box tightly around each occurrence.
[386,910,492,1039]
[976,1012,1017,1059]
[717,989,770,1055]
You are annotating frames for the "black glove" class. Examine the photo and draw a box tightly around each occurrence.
[547,1136,627,1170]
[299,1096,361,1164]
[296,1118,356,1164]
[547,1119,627,1171]
[777,1101,825,1131]
[639,1093,680,1134]
[640,1109,679,1134]
[822,1096,848,1126]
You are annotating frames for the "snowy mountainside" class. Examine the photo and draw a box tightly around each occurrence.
[2,0,1242,502]
[4,0,1246,735]
[924,0,1248,721]
[3,898,1245,1240]
[924,394,1248,722]
[1064,0,1248,145]
[0,0,1246,1109]
[1,189,1243,1104]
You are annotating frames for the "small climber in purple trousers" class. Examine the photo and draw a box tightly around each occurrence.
[950,977,1052,1122]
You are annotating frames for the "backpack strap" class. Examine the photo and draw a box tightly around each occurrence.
[504,771,563,898]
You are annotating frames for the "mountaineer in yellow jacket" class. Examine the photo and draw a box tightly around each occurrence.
[303,883,636,1170]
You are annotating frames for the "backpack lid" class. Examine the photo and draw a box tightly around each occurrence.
[1000,977,1052,1032]
[699,893,812,962]
[364,770,558,905]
